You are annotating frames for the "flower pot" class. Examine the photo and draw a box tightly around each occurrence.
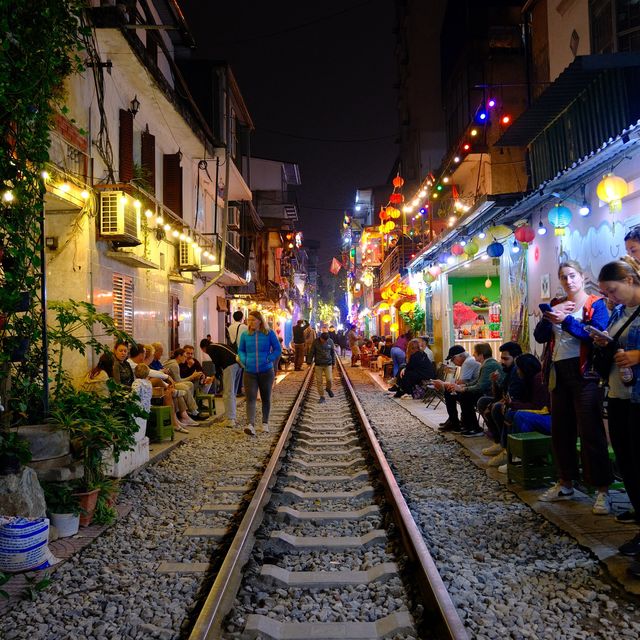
[49,512,80,538]
[74,488,100,527]
[0,454,21,476]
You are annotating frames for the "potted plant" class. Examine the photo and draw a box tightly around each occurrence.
[0,430,32,475]
[42,482,81,538]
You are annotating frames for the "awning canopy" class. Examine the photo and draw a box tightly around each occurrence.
[496,53,640,147]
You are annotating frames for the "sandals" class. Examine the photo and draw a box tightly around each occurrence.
[174,423,190,434]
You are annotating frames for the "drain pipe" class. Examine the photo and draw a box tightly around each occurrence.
[192,92,231,345]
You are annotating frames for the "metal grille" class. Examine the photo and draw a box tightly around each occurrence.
[100,192,119,234]
[112,273,134,335]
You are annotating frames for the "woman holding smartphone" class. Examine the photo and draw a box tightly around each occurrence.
[534,260,612,513]
[595,260,640,573]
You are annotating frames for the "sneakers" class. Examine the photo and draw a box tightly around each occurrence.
[189,412,209,422]
[539,482,574,502]
[319,397,326,404]
[260,423,270,434]
[498,463,507,474]
[616,510,639,524]
[619,533,640,556]
[487,450,507,467]
[388,385,399,392]
[393,391,405,398]
[244,424,256,436]
[461,427,484,438]
[220,419,236,429]
[482,443,503,456]
[592,492,611,516]
[326,388,335,398]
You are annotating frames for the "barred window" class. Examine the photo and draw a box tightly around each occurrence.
[112,273,134,335]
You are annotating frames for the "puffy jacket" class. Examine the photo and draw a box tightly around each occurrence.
[238,329,282,374]
[309,338,336,366]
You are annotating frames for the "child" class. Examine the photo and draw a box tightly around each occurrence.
[132,363,152,413]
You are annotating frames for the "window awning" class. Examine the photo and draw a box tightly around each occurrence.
[496,53,640,147]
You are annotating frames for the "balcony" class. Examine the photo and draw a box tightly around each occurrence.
[379,244,414,287]
[225,242,246,279]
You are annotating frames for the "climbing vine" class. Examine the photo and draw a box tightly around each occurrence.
[0,0,86,424]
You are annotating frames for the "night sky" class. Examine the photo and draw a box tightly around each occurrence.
[180,0,398,274]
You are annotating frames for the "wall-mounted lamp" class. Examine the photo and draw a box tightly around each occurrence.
[129,95,140,118]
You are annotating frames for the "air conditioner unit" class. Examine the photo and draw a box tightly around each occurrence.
[99,191,141,246]
[178,240,201,271]
[228,206,240,229]
[227,230,240,250]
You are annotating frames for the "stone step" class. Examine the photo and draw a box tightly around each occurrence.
[285,470,369,482]
[267,529,386,551]
[260,561,399,587]
[281,485,374,501]
[276,504,379,522]
[243,611,414,639]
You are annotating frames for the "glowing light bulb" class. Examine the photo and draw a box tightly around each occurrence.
[579,203,590,217]
[470,129,478,137]
[156,216,164,225]
[60,183,70,193]
[442,176,449,184]
[419,189,427,197]
[179,233,186,241]
[502,115,511,125]
[145,209,153,218]
[537,221,547,236]
[81,190,90,200]
[453,156,461,163]
[463,143,471,151]
[460,239,467,246]
[41,171,50,180]
[488,99,496,108]
[119,194,127,204]
[511,240,520,253]
[133,199,141,209]
[412,198,420,206]
[172,230,179,238]
[3,190,14,202]
[447,256,456,265]
[203,251,210,258]
[478,232,486,239]
[163,224,171,232]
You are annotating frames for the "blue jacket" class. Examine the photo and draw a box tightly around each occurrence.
[238,329,282,374]
[605,304,640,403]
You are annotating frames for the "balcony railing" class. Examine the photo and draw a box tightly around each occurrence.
[379,244,414,287]
[225,242,246,278]
[49,130,89,180]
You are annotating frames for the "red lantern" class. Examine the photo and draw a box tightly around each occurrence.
[389,193,403,204]
[514,224,535,244]
[379,207,388,221]
[451,243,464,256]
[392,175,405,188]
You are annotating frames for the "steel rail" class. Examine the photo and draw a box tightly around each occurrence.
[337,358,468,640]
[188,365,315,640]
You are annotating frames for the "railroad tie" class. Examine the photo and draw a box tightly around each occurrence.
[266,529,387,551]
[294,446,362,456]
[276,504,379,522]
[260,561,399,587]
[284,470,369,482]
[243,611,415,639]
[280,485,374,502]
[288,457,364,468]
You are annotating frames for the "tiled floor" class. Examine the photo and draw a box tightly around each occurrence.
[365,369,640,595]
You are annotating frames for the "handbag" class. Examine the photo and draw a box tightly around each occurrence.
[591,306,640,380]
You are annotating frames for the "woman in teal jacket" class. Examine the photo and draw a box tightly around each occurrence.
[238,310,281,436]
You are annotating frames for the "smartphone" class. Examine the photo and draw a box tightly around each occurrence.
[585,326,613,342]
[538,303,553,313]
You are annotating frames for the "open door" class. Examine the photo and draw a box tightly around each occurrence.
[169,293,180,352]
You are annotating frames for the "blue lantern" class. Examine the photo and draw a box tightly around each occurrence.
[486,241,504,258]
[547,205,572,236]
[438,251,450,263]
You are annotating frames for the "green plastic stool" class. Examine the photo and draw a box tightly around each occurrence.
[507,432,555,489]
[196,392,216,417]
[147,405,174,442]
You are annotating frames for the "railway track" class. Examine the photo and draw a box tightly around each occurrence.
[188,361,466,640]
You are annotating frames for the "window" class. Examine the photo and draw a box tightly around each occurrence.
[163,153,183,217]
[590,0,640,53]
[119,109,134,183]
[113,273,134,335]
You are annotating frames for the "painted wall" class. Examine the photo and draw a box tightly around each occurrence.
[449,276,501,306]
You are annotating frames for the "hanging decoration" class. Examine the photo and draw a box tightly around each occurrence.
[392,175,405,188]
[463,240,479,256]
[378,302,390,311]
[382,313,392,323]
[547,204,572,236]
[596,173,628,213]
[514,224,535,244]
[487,224,512,240]
[423,271,436,284]
[390,322,399,332]
[486,241,504,257]
[451,243,464,256]
[400,301,413,313]
[428,265,442,278]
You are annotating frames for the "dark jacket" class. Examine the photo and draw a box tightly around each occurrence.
[292,323,306,345]
[465,357,502,396]
[509,372,549,411]
[114,359,134,387]
[308,338,336,366]
[399,350,434,392]
[205,344,238,370]
[491,365,525,401]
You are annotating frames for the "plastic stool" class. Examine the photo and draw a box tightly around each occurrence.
[147,405,174,442]
[196,392,216,417]
[507,432,554,488]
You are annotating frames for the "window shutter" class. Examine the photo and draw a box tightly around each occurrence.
[119,109,134,183]
[112,273,134,335]
[163,153,183,217]
[146,31,158,66]
[141,128,156,193]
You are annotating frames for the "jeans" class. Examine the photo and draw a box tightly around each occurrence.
[315,365,332,397]
[222,363,241,420]
[390,347,406,377]
[244,368,275,426]
[608,398,640,513]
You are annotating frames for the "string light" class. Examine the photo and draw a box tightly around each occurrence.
[163,223,171,232]
[41,171,50,180]
[144,209,153,219]
[60,183,70,193]
[537,221,547,236]
[453,156,461,163]
[172,230,180,238]
[3,190,14,203]
[156,215,164,225]
[81,190,90,200]
[478,232,486,239]
[133,199,141,209]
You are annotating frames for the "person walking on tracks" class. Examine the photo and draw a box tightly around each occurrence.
[292,319,307,370]
[308,331,336,403]
[238,310,282,436]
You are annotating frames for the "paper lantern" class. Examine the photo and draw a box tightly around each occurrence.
[382,313,392,323]
[451,243,464,256]
[464,240,479,256]
[378,302,390,311]
[547,204,572,236]
[597,173,628,212]
[487,241,504,258]
[428,265,442,278]
[400,302,413,313]
[386,221,396,232]
[423,271,435,284]
[389,193,403,204]
[390,322,399,332]
[379,208,388,221]
[392,175,405,188]
[381,290,389,300]
[487,225,512,240]
[514,224,535,244]
[438,251,451,263]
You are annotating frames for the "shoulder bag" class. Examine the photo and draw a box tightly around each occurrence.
[591,306,640,380]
